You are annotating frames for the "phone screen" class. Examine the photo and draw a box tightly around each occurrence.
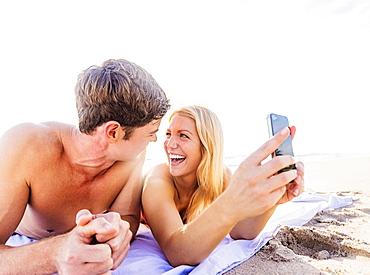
[267,113,296,173]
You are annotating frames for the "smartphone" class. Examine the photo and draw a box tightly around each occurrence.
[267,113,296,173]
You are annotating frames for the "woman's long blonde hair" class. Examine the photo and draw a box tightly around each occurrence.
[169,106,230,223]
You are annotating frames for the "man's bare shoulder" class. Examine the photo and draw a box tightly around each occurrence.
[0,122,72,161]
[2,121,60,138]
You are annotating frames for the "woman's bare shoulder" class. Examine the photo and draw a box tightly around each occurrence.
[145,163,171,180]
[143,163,175,192]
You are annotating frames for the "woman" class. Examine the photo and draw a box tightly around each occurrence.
[142,105,304,267]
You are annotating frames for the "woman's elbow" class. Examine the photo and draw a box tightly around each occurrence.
[166,252,204,267]
[230,230,259,240]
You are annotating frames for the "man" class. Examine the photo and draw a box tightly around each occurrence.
[0,59,170,274]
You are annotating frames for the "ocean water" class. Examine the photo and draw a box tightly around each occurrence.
[223,153,369,173]
[144,144,370,175]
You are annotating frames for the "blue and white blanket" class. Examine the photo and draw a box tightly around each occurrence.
[6,192,352,275]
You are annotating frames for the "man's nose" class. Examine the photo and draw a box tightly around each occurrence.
[151,134,158,142]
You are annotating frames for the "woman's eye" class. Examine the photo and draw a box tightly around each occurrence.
[180,134,189,139]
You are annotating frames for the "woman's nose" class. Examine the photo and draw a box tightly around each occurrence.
[166,136,177,149]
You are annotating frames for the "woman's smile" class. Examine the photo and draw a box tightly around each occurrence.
[169,153,186,166]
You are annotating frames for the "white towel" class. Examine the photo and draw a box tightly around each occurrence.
[5,192,352,275]
[114,192,352,275]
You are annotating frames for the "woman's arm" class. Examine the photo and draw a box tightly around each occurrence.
[230,161,305,240]
[229,207,277,240]
[143,129,302,266]
[142,164,239,267]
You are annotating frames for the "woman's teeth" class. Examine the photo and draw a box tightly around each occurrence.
[170,154,185,159]
[169,154,186,164]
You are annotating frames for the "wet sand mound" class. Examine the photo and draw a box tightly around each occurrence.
[226,191,370,275]
[275,226,370,260]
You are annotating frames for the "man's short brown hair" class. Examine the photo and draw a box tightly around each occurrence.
[75,59,170,138]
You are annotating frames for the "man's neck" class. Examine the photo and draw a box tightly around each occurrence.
[63,126,116,179]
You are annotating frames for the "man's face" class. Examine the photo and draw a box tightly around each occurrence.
[118,120,162,161]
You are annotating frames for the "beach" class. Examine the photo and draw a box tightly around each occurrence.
[225,155,370,274]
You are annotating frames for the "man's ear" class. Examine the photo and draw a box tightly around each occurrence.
[105,121,122,142]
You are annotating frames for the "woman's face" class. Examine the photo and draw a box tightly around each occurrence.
[164,114,202,178]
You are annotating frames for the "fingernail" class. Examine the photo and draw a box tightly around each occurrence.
[280,127,289,135]
[75,209,92,224]
[292,188,299,197]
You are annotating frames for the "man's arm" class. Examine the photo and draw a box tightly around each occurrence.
[109,151,146,238]
[0,125,116,274]
[95,151,145,270]
[0,178,61,275]
[1,211,117,275]
[0,125,32,245]
[0,125,60,274]
[1,236,62,274]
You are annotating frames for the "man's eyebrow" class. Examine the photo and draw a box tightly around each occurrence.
[150,128,159,134]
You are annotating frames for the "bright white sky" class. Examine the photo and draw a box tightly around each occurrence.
[1,0,369,158]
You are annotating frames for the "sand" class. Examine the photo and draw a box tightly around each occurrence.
[225,156,370,275]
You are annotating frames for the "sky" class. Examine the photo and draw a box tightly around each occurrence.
[0,0,369,161]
